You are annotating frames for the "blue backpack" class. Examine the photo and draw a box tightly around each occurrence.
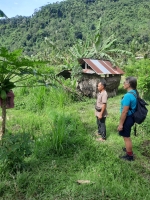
[129,91,148,124]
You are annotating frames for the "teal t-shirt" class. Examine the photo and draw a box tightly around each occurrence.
[120,90,137,116]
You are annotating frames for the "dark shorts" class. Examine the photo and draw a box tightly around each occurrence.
[119,115,134,138]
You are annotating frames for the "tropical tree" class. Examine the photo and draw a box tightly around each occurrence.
[69,19,133,67]
[125,59,150,97]
[0,47,47,140]
[0,10,8,18]
[33,37,66,67]
[69,38,93,60]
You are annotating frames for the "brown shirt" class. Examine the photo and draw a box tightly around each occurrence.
[95,90,108,117]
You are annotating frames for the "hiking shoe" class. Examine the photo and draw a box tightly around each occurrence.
[122,147,126,152]
[119,154,134,161]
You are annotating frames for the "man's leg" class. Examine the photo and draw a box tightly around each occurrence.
[96,117,101,135]
[120,137,134,161]
[100,117,106,140]
[123,137,133,153]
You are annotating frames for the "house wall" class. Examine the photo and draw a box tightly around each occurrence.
[76,74,121,98]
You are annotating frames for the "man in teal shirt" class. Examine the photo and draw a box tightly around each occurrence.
[117,77,138,161]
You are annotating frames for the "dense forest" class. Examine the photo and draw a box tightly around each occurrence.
[0,0,150,56]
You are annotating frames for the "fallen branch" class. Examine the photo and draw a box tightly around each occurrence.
[55,77,83,101]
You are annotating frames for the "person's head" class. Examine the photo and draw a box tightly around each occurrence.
[123,76,137,90]
[97,79,106,92]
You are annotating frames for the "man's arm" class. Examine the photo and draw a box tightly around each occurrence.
[117,106,129,131]
[98,103,106,119]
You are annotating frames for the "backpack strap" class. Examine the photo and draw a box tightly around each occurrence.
[134,123,137,136]
[128,91,137,136]
[128,91,138,112]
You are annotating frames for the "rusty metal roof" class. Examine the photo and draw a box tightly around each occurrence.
[81,59,124,75]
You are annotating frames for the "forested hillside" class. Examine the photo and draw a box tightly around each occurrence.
[0,0,150,56]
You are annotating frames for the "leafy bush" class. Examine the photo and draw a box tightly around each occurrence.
[125,59,150,96]
[0,133,33,173]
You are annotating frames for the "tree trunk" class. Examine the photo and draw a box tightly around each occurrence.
[0,99,6,140]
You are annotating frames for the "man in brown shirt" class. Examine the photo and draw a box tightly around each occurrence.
[95,80,108,141]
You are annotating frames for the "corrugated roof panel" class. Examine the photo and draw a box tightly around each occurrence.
[91,60,111,74]
[82,59,124,75]
[115,66,124,74]
[83,59,103,74]
[100,60,119,74]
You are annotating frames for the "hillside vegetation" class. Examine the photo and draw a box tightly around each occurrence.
[0,0,150,56]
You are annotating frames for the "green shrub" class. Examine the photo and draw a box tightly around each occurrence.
[0,133,33,173]
[125,59,150,96]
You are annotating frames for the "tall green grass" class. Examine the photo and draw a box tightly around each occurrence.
[14,85,73,112]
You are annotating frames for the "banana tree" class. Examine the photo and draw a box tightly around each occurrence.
[69,39,93,60]
[69,19,133,67]
[0,47,47,140]
[89,19,133,66]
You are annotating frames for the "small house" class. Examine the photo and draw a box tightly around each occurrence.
[77,58,124,98]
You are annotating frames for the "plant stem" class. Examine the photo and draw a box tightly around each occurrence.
[0,99,6,140]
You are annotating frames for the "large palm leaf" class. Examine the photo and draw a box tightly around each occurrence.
[69,39,93,59]
[89,19,133,65]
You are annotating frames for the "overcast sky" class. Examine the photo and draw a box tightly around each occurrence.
[0,0,64,18]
